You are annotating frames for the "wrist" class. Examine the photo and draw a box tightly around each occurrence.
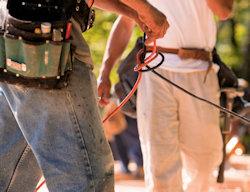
[99,65,112,77]
[121,0,151,15]
[136,2,151,16]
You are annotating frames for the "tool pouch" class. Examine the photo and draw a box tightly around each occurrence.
[212,48,243,115]
[212,48,238,88]
[0,16,74,90]
[0,0,96,90]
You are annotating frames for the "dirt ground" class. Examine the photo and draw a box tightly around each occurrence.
[37,157,250,192]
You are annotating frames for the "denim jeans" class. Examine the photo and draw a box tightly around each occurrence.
[112,115,143,173]
[0,59,114,192]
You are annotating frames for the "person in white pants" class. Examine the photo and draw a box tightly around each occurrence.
[98,0,233,191]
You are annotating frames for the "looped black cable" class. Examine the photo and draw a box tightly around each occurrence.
[141,33,147,63]
[138,34,250,124]
[138,33,164,72]
[138,51,164,72]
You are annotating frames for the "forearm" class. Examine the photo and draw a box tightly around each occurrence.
[94,0,169,45]
[122,0,168,44]
[120,0,152,17]
[93,0,137,21]
[93,0,150,16]
[206,0,233,20]
[99,16,135,76]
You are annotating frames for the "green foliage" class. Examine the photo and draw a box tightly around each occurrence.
[82,8,142,85]
[216,0,250,77]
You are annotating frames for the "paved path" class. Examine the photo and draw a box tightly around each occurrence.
[37,156,250,192]
[36,172,246,192]
[37,180,146,192]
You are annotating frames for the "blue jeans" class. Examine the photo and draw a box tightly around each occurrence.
[0,59,114,192]
[112,115,143,173]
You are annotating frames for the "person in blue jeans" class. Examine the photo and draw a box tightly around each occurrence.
[112,115,144,179]
[102,97,143,179]
[0,0,169,191]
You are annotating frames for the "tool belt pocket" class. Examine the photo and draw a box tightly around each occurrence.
[0,18,74,91]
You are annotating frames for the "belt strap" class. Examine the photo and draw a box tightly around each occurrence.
[148,46,213,83]
[151,46,212,61]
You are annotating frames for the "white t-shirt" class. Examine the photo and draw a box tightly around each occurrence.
[147,0,219,72]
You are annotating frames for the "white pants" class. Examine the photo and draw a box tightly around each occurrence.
[137,69,223,192]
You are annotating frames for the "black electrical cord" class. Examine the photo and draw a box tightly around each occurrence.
[150,66,250,124]
[137,38,250,124]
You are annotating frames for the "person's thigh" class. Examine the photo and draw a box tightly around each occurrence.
[137,69,183,192]
[0,91,42,192]
[176,70,223,191]
[177,70,222,153]
[0,59,114,192]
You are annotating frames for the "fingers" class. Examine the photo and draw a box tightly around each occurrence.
[136,20,144,33]
[143,24,152,33]
[143,24,152,40]
[142,24,153,44]
[98,97,109,107]
[134,8,169,44]
[98,88,110,107]
[144,32,160,45]
[144,20,169,45]
[137,6,170,44]
[97,76,111,107]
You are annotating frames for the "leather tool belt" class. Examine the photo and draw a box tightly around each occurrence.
[0,0,96,90]
[151,47,212,62]
[7,0,95,33]
[0,16,75,90]
[149,46,213,82]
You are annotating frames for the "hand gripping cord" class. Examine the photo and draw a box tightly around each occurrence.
[36,34,250,192]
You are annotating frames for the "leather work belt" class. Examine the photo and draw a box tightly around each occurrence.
[148,46,213,82]
[153,47,212,61]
